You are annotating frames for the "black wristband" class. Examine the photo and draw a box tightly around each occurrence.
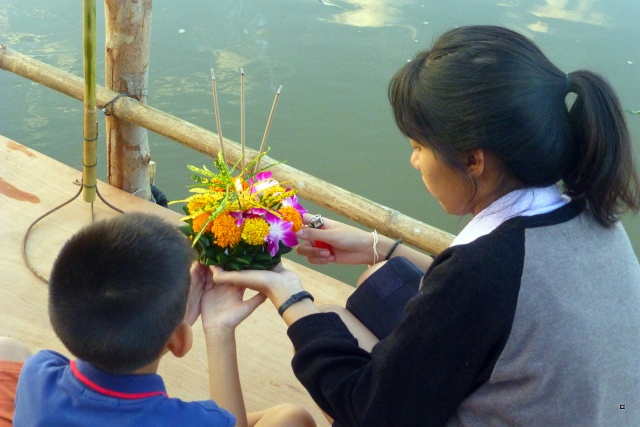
[277,291,314,317]
[385,239,403,260]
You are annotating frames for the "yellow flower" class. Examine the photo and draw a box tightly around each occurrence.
[208,178,227,192]
[202,192,225,207]
[187,201,206,214]
[228,193,261,212]
[241,217,270,246]
[211,212,242,248]
[186,191,225,213]
[262,189,297,209]
[261,185,287,198]
[279,206,302,233]
[192,213,213,234]
[259,185,283,198]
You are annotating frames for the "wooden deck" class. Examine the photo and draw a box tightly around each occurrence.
[0,135,354,426]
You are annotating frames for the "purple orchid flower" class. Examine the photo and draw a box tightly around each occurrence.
[282,195,308,216]
[249,171,280,196]
[229,211,245,227]
[264,212,298,256]
[230,207,270,227]
[249,208,270,216]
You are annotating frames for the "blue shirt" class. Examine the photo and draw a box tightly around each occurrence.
[14,350,235,426]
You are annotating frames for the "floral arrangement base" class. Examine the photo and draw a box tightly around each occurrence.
[180,221,293,271]
[171,151,306,271]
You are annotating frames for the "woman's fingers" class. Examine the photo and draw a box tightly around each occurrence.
[296,226,332,243]
[212,264,304,305]
[296,240,333,258]
[213,268,274,291]
[212,268,287,296]
[296,246,335,265]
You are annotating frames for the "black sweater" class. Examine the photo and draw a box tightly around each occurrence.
[288,202,640,426]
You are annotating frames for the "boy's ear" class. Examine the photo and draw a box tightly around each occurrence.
[166,321,193,358]
[465,149,485,178]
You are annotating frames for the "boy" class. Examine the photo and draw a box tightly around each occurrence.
[13,213,315,427]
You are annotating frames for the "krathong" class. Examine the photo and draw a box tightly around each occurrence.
[170,151,307,271]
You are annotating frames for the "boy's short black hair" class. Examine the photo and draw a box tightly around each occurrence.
[49,213,196,374]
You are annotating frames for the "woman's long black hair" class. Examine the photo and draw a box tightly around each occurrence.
[389,25,640,226]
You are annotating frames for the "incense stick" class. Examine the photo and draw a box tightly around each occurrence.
[254,85,282,173]
[211,68,227,164]
[240,67,245,172]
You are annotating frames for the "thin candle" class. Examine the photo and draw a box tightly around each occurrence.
[240,67,246,172]
[254,85,282,173]
[211,68,227,164]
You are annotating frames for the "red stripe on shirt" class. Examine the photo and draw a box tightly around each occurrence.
[70,360,168,400]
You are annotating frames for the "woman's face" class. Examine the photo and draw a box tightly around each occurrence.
[409,139,472,215]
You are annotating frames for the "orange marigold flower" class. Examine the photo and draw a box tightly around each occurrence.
[241,217,270,246]
[192,213,213,233]
[211,212,242,248]
[279,206,303,233]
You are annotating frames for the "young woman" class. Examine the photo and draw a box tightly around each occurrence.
[213,26,640,426]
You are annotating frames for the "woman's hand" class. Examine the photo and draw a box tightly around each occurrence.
[212,264,304,310]
[296,214,378,265]
[212,264,319,325]
[200,266,267,333]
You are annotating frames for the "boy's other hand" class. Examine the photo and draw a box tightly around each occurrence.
[201,266,267,333]
[184,262,208,326]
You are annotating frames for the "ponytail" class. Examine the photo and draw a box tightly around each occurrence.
[387,25,640,226]
[564,70,640,226]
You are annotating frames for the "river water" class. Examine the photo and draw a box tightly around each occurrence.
[1,0,639,284]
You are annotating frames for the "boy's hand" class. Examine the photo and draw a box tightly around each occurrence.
[213,264,319,326]
[184,262,208,326]
[201,266,267,333]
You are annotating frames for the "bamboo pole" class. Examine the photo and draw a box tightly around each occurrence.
[104,0,153,199]
[0,45,455,254]
[82,0,98,203]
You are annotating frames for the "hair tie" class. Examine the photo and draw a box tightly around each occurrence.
[385,239,403,261]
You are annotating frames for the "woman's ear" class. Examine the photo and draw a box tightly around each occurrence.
[165,321,193,358]
[465,149,485,178]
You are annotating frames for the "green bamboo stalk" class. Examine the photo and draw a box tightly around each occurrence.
[82,0,97,203]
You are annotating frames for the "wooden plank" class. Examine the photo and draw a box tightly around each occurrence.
[0,135,353,425]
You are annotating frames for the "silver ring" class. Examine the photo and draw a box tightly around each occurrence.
[308,214,324,229]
